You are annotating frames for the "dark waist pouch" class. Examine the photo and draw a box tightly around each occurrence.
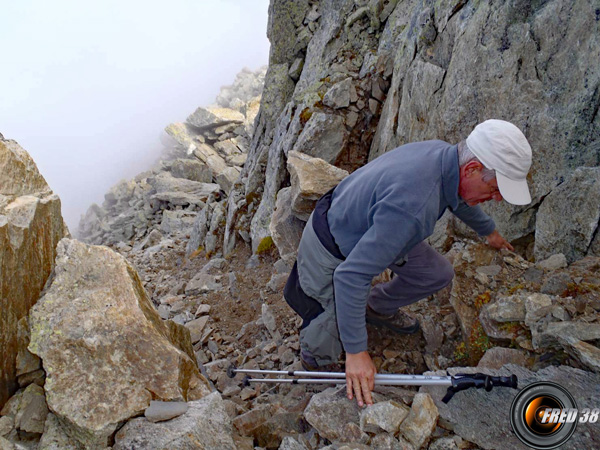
[283,261,324,329]
[312,187,345,260]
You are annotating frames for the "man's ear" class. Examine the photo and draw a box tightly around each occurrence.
[464,160,483,176]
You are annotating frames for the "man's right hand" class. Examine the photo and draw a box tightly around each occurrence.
[345,351,376,407]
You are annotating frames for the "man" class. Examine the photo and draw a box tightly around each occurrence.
[283,119,533,407]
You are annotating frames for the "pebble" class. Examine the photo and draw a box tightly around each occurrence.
[207,340,219,354]
[144,401,188,423]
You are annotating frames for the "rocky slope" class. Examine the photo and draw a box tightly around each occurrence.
[226,0,600,262]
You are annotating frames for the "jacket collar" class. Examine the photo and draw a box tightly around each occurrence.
[442,144,460,210]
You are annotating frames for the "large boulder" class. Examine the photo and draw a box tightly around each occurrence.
[28,239,211,448]
[0,137,66,409]
[287,151,349,221]
[186,106,245,131]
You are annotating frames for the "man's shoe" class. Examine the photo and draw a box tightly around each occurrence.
[365,305,420,335]
[300,350,342,372]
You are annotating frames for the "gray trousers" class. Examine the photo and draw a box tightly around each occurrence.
[297,213,454,365]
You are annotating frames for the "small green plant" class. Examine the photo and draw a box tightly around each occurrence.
[454,341,469,364]
[299,107,313,125]
[508,283,526,294]
[468,321,492,364]
[256,236,275,255]
[498,321,522,336]
[189,247,204,259]
[474,291,491,310]
[245,192,261,206]
[561,282,597,298]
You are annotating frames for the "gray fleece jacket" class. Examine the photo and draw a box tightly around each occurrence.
[327,140,496,354]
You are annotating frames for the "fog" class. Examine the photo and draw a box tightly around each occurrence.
[0,0,271,230]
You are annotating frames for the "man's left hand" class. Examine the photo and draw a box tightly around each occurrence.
[486,230,514,251]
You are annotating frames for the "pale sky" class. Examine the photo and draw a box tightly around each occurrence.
[0,0,271,230]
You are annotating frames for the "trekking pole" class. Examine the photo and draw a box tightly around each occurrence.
[228,366,451,382]
[227,365,518,403]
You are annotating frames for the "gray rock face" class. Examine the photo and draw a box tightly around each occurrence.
[160,210,197,235]
[186,202,212,255]
[428,438,459,450]
[535,167,600,263]
[0,416,13,437]
[225,0,600,265]
[0,437,14,450]
[0,137,66,410]
[113,392,236,450]
[369,433,414,450]
[421,365,600,450]
[28,239,210,448]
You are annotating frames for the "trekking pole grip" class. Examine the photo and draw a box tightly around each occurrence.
[442,373,518,403]
[489,374,518,389]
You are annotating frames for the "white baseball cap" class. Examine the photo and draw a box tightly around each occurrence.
[466,119,533,205]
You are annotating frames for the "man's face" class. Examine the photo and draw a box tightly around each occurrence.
[459,161,503,206]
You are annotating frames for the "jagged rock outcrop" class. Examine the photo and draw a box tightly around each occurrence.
[224,0,599,263]
[27,238,211,448]
[78,67,266,249]
[0,137,66,409]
